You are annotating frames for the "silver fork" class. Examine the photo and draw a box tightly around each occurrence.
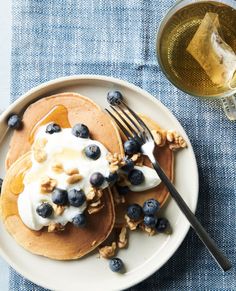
[105,101,232,272]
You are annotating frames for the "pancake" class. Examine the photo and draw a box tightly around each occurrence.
[114,115,174,227]
[6,92,123,169]
[1,93,124,260]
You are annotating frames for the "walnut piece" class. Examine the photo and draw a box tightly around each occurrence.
[99,242,117,259]
[65,168,79,175]
[130,153,141,162]
[34,149,47,163]
[33,138,48,163]
[54,205,65,216]
[125,214,142,231]
[151,129,167,147]
[87,202,104,214]
[166,130,187,151]
[66,174,82,184]
[130,153,144,166]
[33,138,48,150]
[40,176,57,193]
[118,227,128,249]
[51,162,64,173]
[48,223,65,233]
[107,152,125,173]
[139,223,156,236]
[87,187,103,202]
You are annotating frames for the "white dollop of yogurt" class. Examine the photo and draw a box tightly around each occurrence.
[18,125,110,231]
[18,124,162,231]
[128,166,161,192]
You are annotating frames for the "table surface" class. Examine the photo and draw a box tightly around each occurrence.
[0,1,11,290]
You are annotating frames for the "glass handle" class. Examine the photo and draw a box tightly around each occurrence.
[221,95,236,121]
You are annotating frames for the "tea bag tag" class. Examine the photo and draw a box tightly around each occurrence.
[187,12,236,88]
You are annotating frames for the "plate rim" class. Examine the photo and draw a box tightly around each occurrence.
[0,74,199,290]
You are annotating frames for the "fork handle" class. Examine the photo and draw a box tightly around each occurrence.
[150,158,232,272]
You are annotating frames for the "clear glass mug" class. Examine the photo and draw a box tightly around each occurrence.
[156,0,236,120]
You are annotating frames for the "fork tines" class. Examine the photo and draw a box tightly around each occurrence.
[105,101,153,143]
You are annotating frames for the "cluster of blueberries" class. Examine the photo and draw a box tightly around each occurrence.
[36,121,110,227]
[37,188,87,227]
[127,199,170,232]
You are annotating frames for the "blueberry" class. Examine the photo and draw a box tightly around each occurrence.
[116,185,130,195]
[121,158,134,173]
[0,178,3,194]
[144,215,157,228]
[7,114,22,130]
[45,123,61,134]
[143,199,160,216]
[109,257,124,272]
[107,90,123,105]
[72,123,89,138]
[128,169,144,185]
[124,138,140,155]
[90,172,105,187]
[72,213,86,227]
[106,172,118,184]
[68,189,86,207]
[85,144,101,160]
[127,204,143,220]
[156,218,170,233]
[52,188,68,206]
[36,203,53,218]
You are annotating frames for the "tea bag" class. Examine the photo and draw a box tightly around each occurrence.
[187,12,236,88]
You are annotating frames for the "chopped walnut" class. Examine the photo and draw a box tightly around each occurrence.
[34,149,47,163]
[66,174,82,184]
[65,168,79,175]
[86,187,103,201]
[130,153,141,162]
[48,223,65,233]
[151,129,167,147]
[33,138,48,150]
[40,176,57,193]
[87,187,96,201]
[118,227,128,249]
[51,162,64,173]
[99,242,117,259]
[130,153,144,166]
[139,223,156,236]
[112,186,125,205]
[166,130,187,151]
[87,202,104,214]
[33,138,48,163]
[89,199,101,207]
[125,214,142,231]
[107,152,125,173]
[54,205,65,216]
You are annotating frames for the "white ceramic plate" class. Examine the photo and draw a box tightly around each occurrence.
[0,75,198,291]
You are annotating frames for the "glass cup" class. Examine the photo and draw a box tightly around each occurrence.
[156,0,236,120]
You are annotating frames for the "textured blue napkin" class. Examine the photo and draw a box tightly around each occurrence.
[9,0,236,290]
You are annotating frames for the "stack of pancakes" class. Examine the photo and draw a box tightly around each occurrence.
[0,93,173,260]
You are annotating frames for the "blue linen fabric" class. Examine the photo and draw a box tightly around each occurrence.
[9,0,236,290]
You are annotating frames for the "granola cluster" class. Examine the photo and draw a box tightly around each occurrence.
[98,227,128,259]
[151,129,187,150]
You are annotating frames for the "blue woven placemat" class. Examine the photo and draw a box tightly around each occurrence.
[9,0,236,290]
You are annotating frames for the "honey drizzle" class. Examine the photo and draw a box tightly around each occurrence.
[10,160,32,195]
[29,105,71,144]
